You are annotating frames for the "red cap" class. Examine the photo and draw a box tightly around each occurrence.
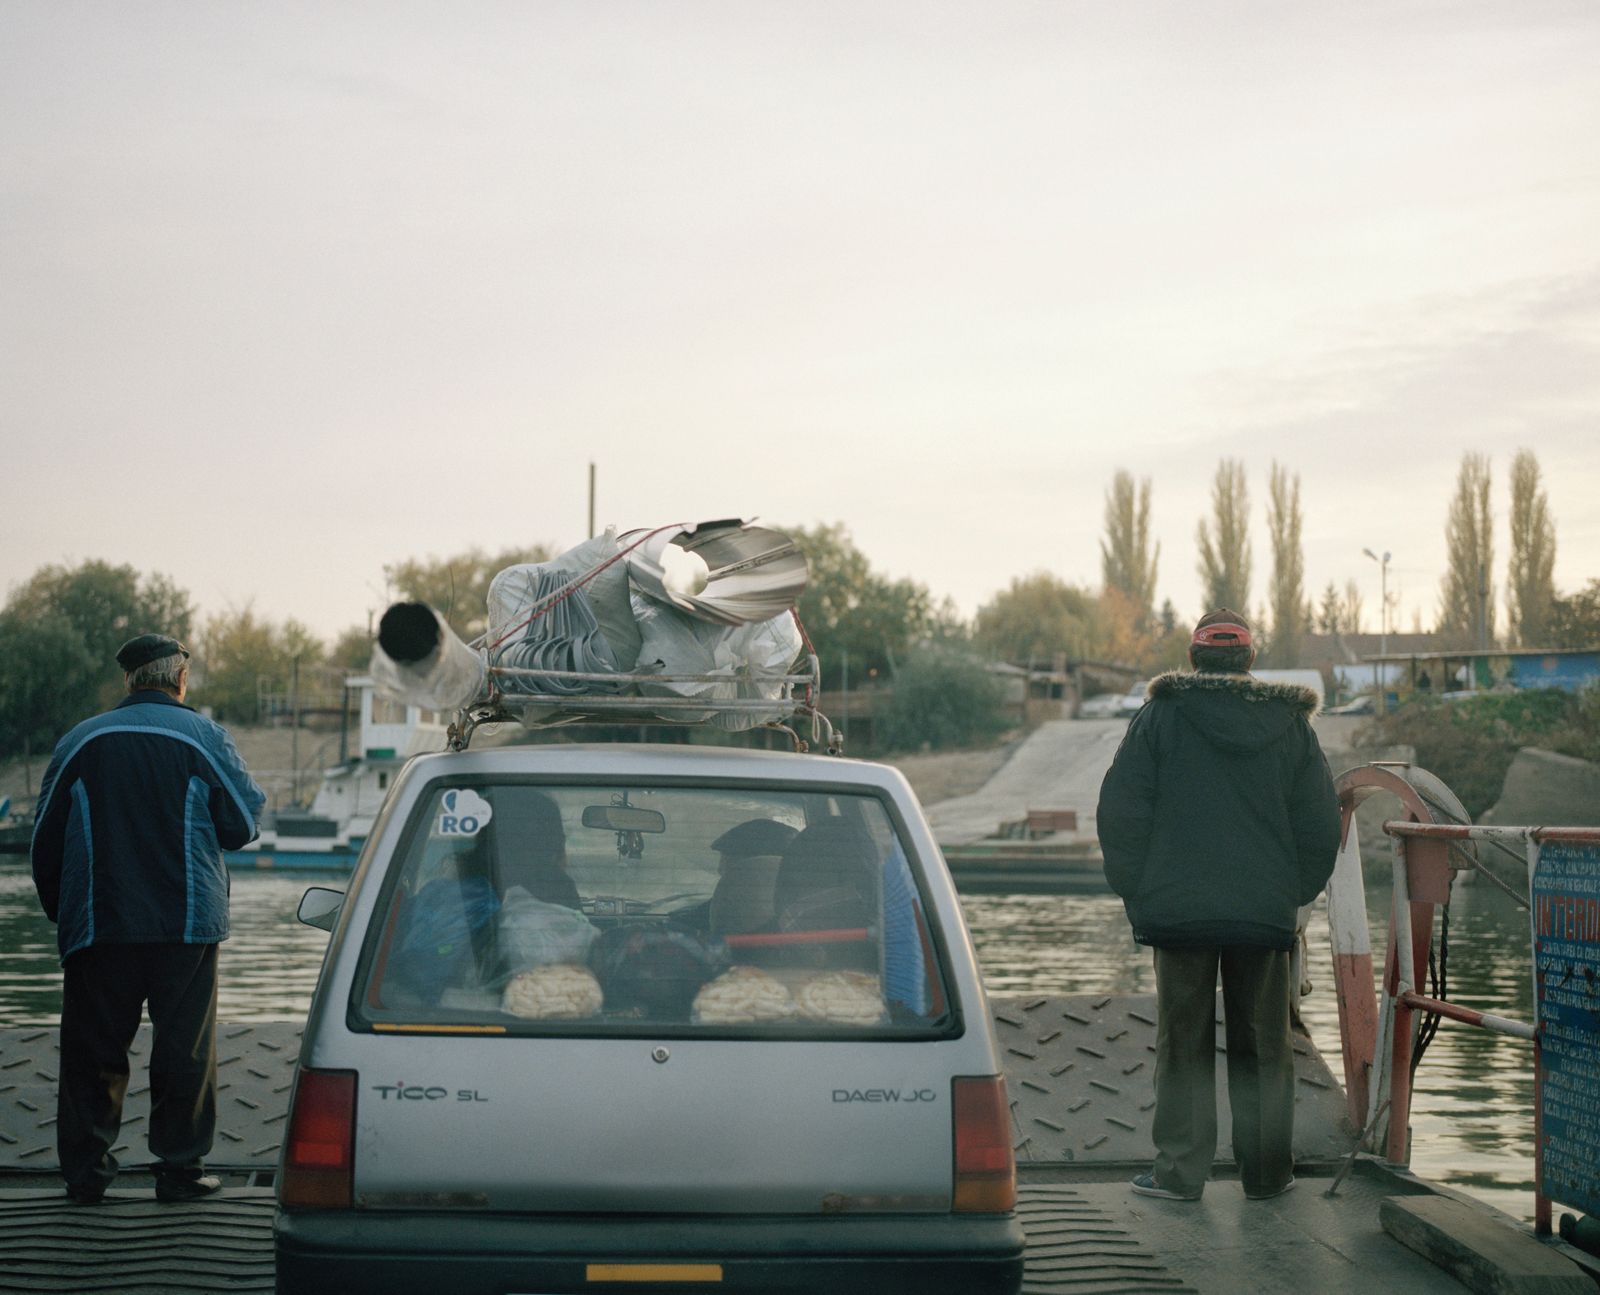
[1191,622,1252,648]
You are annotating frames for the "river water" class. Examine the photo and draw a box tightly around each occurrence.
[0,862,1535,1222]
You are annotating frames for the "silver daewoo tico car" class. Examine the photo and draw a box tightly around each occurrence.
[274,743,1025,1294]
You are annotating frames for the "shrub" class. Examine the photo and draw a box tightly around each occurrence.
[1553,682,1600,764]
[1355,688,1587,818]
[878,649,1010,753]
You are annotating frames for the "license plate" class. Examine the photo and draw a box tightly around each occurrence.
[586,1263,724,1283]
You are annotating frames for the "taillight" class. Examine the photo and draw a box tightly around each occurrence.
[279,1068,357,1209]
[951,1075,1016,1213]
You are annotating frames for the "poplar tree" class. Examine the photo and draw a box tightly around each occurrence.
[1196,459,1251,614]
[1438,453,1495,648]
[1317,581,1342,634]
[1506,449,1556,646]
[1342,579,1365,634]
[1099,471,1159,624]
[1265,462,1307,666]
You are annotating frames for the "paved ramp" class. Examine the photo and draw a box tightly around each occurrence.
[926,717,1126,848]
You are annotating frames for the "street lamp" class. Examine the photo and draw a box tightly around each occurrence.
[1363,548,1390,711]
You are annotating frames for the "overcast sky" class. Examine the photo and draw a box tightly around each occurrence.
[3,1,1597,644]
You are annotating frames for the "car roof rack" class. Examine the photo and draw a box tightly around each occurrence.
[444,657,842,756]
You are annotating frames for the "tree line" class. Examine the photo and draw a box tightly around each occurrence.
[2,456,1596,767]
[1126,447,1591,666]
[0,547,549,780]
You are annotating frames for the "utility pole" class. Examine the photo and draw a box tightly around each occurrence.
[840,648,849,744]
[1363,548,1390,712]
[588,462,596,540]
[290,655,301,805]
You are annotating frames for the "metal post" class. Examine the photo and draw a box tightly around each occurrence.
[1328,806,1377,1128]
[1363,548,1390,712]
[588,462,596,540]
[840,648,849,744]
[1381,557,1389,661]
[1380,554,1389,709]
[1385,837,1417,1163]
[1527,834,1553,1235]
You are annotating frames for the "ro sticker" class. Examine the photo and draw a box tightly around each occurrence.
[438,789,493,837]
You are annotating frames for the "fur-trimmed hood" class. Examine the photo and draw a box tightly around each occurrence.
[1144,669,1320,755]
[1148,670,1320,714]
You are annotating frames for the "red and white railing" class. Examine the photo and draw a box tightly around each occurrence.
[1329,764,1600,1236]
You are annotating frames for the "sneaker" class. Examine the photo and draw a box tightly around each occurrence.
[64,1182,106,1205]
[1245,1176,1297,1200]
[155,1173,223,1203]
[1130,1172,1202,1201]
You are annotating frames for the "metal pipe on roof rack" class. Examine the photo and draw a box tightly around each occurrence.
[371,602,489,712]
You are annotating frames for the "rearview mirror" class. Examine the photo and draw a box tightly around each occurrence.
[297,886,345,932]
[581,804,666,834]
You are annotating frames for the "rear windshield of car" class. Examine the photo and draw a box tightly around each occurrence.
[353,779,954,1038]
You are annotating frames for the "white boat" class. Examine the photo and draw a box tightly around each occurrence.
[225,677,448,870]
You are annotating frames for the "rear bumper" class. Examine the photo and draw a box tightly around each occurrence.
[275,1207,1024,1295]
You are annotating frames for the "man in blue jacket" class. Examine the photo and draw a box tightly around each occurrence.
[31,634,265,1204]
[1096,610,1340,1203]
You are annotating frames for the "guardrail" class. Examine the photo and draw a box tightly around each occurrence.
[1329,764,1600,1237]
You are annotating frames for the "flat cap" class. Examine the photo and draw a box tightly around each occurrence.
[116,633,189,672]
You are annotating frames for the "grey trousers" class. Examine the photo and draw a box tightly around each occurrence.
[1151,945,1295,1197]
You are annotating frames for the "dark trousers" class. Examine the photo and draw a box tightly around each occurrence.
[57,942,219,1193]
[1151,945,1295,1197]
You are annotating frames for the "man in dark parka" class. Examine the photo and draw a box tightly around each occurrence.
[1096,610,1340,1201]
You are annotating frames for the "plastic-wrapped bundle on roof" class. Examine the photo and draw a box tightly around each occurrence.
[372,519,816,736]
[631,594,805,730]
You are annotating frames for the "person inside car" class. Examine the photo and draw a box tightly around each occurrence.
[708,818,799,937]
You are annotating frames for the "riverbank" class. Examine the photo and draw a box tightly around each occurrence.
[0,723,1027,820]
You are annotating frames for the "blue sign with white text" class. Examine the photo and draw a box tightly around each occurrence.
[1532,840,1600,1218]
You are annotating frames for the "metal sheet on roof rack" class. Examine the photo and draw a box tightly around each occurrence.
[490,567,624,696]
[625,520,808,626]
[487,529,641,674]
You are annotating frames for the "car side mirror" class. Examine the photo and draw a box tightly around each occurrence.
[297,886,345,932]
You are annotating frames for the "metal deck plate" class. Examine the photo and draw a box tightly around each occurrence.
[990,993,1351,1166]
[0,1024,301,1175]
[1018,1183,1196,1292]
[0,1187,275,1293]
[1,996,1350,1177]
